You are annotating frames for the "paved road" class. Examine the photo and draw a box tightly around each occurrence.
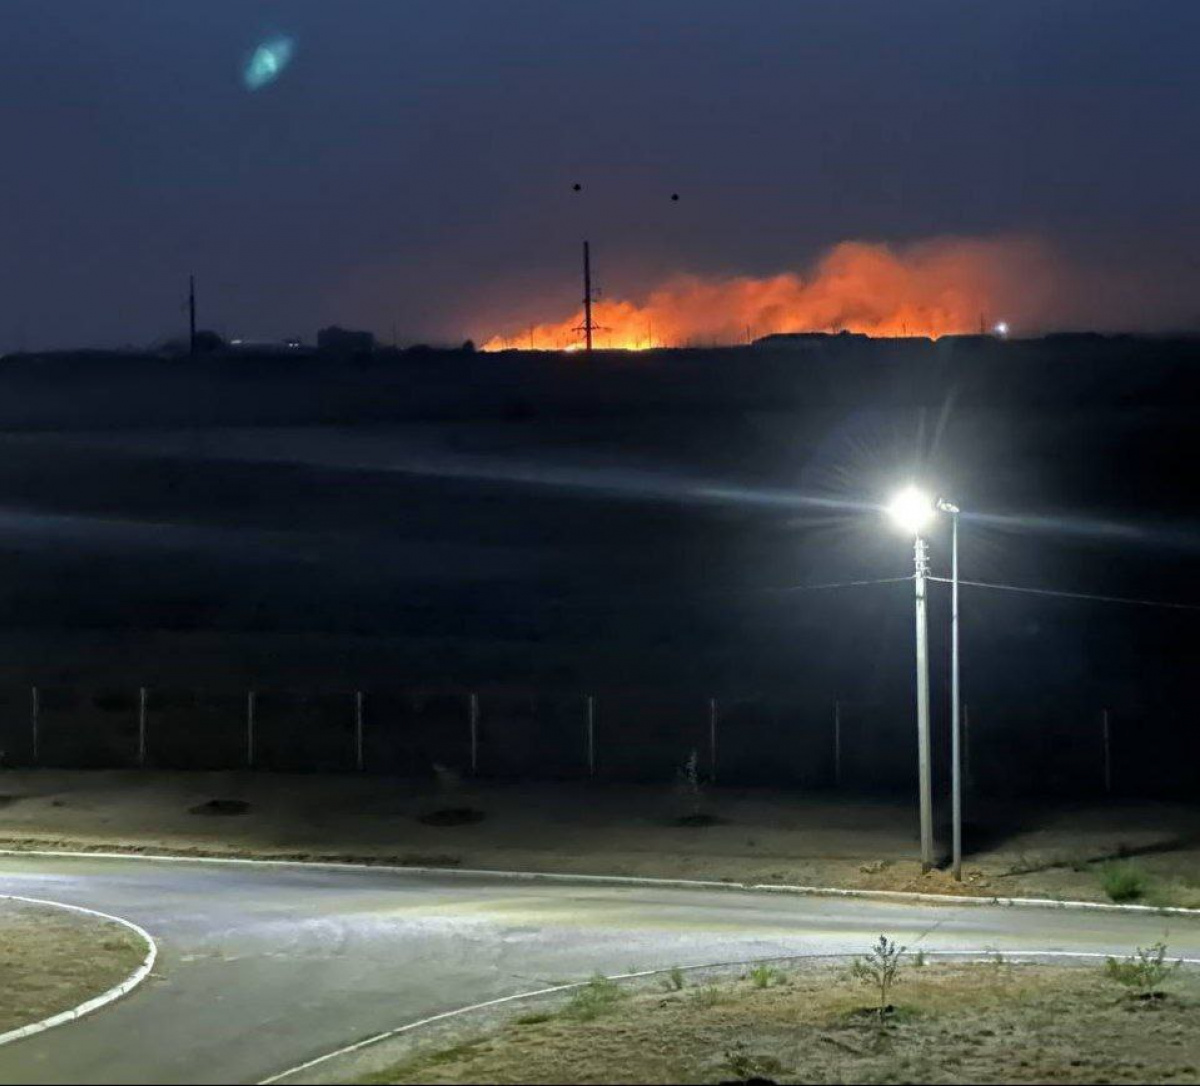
[2,855,1199,1085]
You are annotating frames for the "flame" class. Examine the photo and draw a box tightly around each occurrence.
[481,236,1059,351]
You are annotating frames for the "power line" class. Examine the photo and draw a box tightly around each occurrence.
[928,576,1200,612]
[510,574,917,615]
[532,574,914,612]
[739,575,915,596]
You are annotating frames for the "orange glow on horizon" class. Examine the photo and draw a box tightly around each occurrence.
[481,237,1055,351]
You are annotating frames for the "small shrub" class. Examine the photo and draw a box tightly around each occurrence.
[662,965,686,992]
[689,983,726,1009]
[1101,861,1149,902]
[850,934,906,1019]
[563,974,627,1021]
[1104,942,1181,998]
[913,949,926,968]
[748,963,786,989]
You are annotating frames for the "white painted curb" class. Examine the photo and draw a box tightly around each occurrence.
[259,948,1200,1084]
[0,894,157,1048]
[3,845,1199,917]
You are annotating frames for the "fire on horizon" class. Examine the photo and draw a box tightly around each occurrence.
[481,235,1053,351]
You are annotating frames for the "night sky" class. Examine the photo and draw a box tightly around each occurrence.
[4,0,1200,349]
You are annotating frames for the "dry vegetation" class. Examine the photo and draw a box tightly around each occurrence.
[0,898,147,1034]
[2,772,1200,908]
[367,959,1200,1085]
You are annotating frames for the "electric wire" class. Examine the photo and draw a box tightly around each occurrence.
[928,576,1200,612]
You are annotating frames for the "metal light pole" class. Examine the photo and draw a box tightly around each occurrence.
[887,486,946,874]
[913,533,934,871]
[937,498,962,880]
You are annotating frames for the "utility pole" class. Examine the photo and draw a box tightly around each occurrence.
[188,274,197,357]
[582,240,594,353]
[573,240,602,354]
[913,535,934,872]
[946,503,962,880]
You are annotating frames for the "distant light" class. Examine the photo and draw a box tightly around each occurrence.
[244,36,295,90]
[993,320,1010,338]
[887,486,935,535]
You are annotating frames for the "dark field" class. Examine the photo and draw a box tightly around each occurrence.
[0,336,1198,798]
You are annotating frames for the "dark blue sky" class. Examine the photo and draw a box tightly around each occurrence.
[3,0,1200,348]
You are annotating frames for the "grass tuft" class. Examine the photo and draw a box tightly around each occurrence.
[661,965,686,992]
[563,974,627,1021]
[689,983,727,1008]
[1100,861,1149,902]
[748,962,787,989]
[513,1012,554,1026]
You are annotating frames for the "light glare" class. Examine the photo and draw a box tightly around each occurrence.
[244,36,295,90]
[887,486,935,535]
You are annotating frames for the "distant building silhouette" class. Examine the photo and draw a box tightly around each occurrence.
[317,326,375,354]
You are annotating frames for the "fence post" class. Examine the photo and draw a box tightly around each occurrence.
[247,691,256,769]
[1102,707,1112,794]
[137,686,147,767]
[709,697,718,784]
[586,694,596,777]
[355,691,365,772]
[833,700,842,788]
[469,692,479,775]
[31,686,39,766]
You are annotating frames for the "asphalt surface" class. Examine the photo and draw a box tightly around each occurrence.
[2,855,1200,1085]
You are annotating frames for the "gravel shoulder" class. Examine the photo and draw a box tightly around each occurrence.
[2,770,1199,907]
[0,898,147,1036]
[367,960,1200,1085]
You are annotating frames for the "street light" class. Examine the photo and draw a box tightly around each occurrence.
[887,485,935,536]
[886,486,964,880]
[936,498,962,882]
[887,486,935,872]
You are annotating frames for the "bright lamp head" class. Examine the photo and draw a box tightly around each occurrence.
[887,486,935,535]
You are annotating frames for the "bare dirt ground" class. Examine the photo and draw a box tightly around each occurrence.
[367,960,1200,1085]
[0,898,146,1035]
[1,771,1199,907]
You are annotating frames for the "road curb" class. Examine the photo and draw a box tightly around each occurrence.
[259,948,1200,1084]
[3,845,1199,917]
[0,894,157,1048]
